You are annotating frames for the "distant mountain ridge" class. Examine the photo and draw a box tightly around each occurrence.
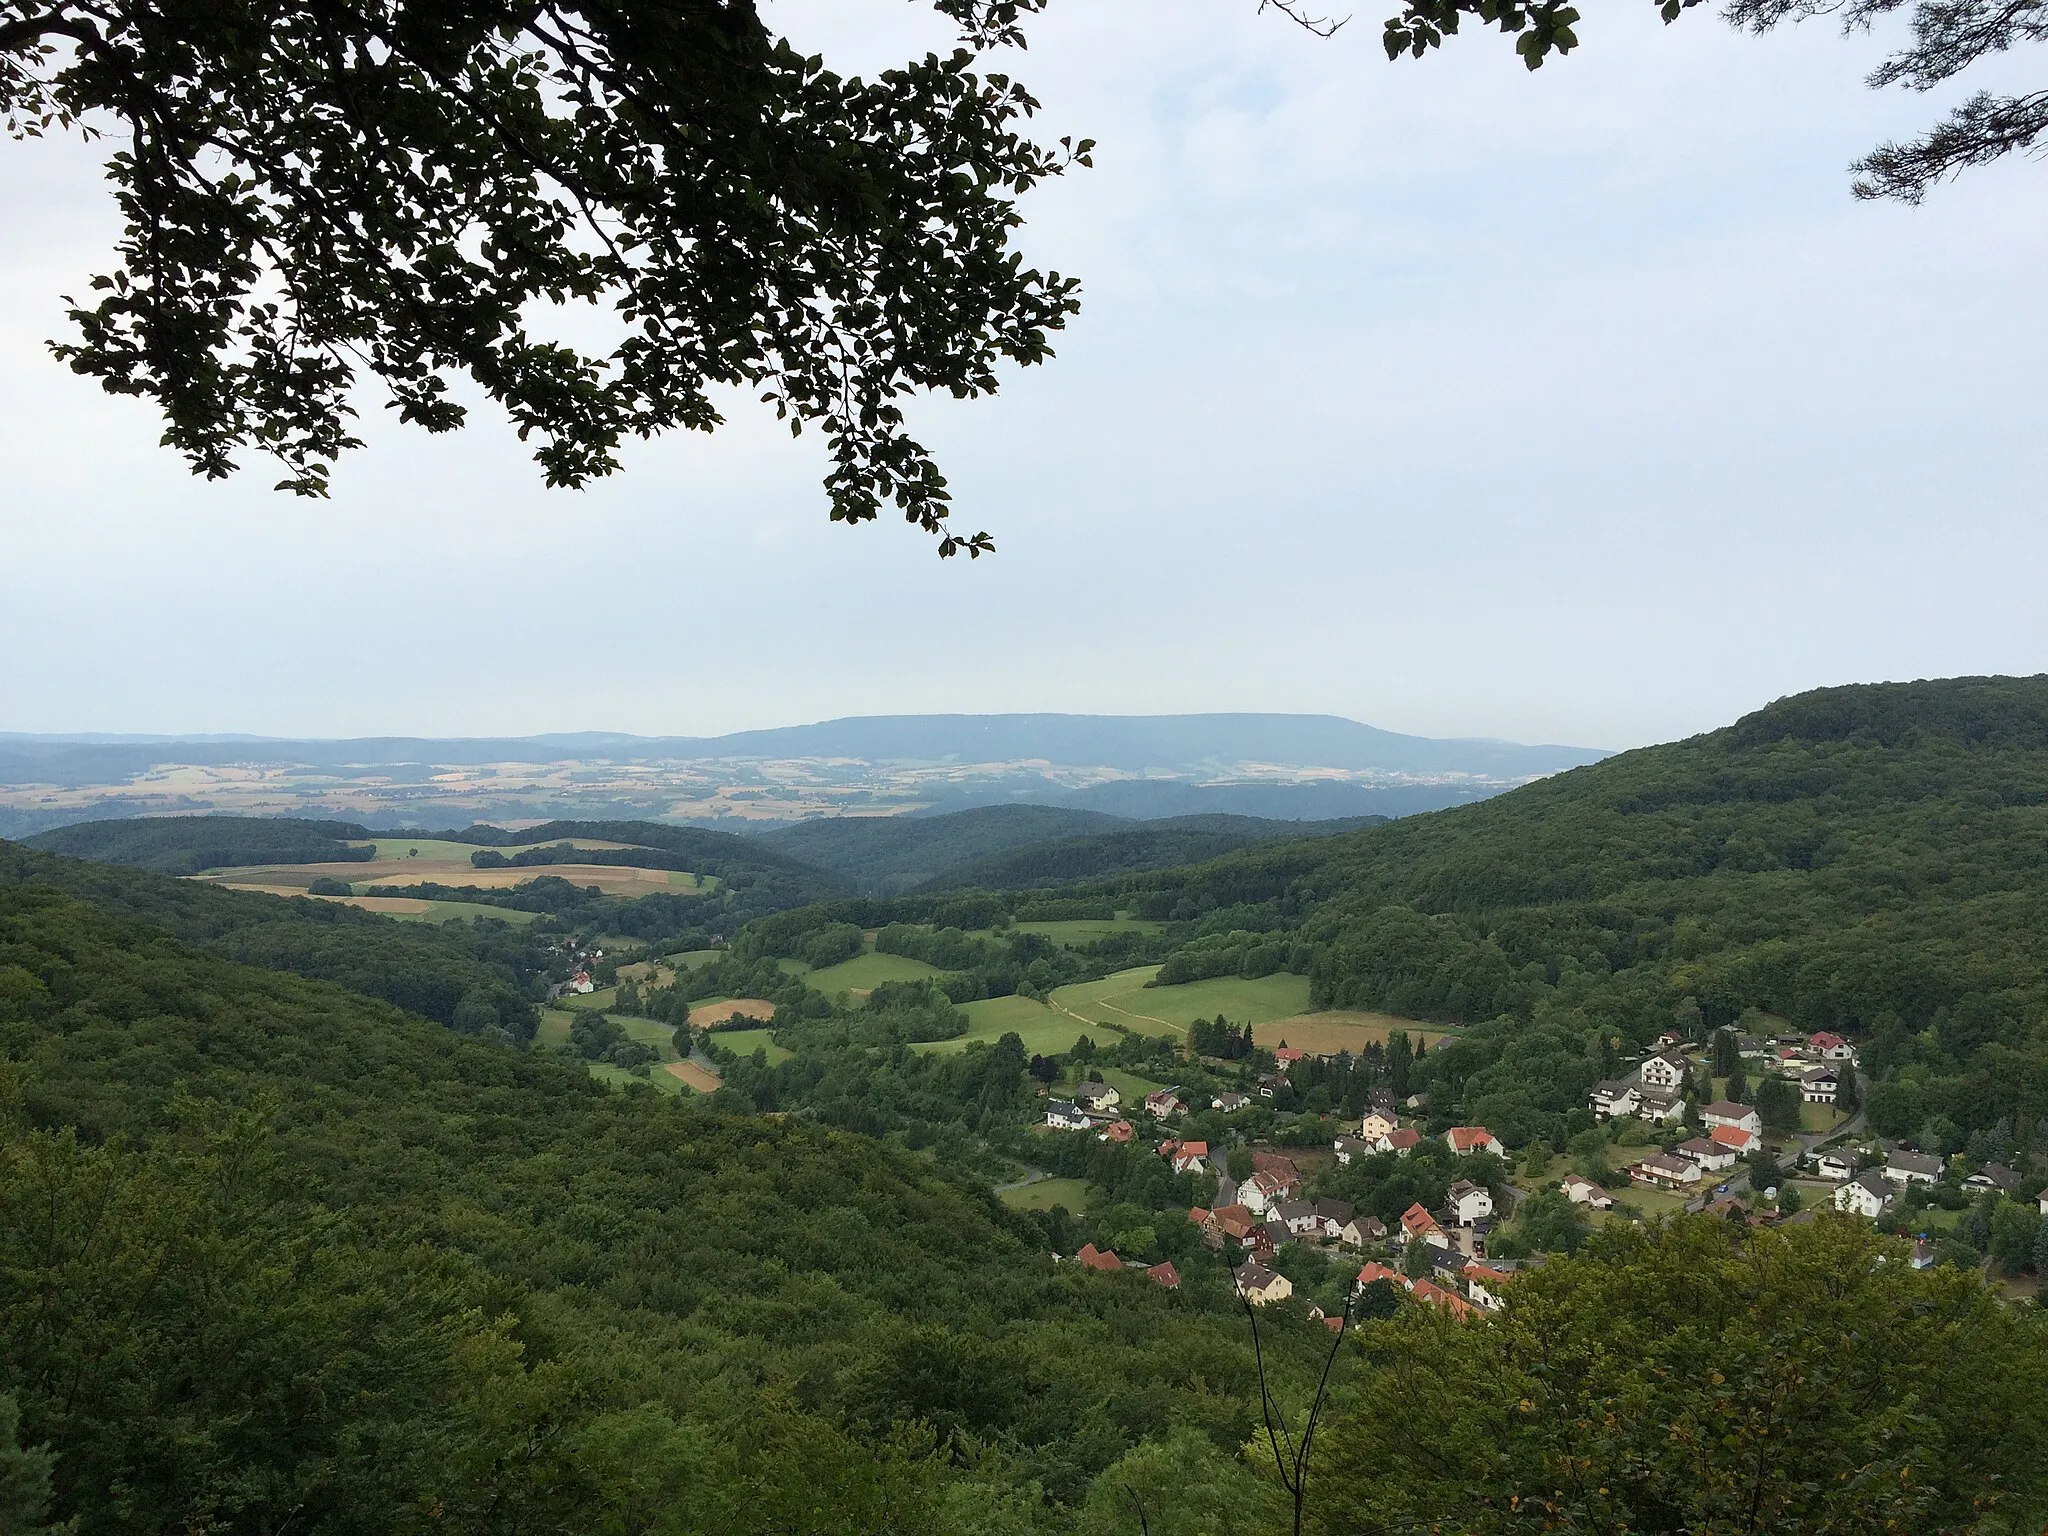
[0,713,1607,780]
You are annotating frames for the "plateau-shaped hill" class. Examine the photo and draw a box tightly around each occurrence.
[755,803,1126,892]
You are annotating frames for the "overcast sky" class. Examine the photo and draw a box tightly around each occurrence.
[3,2,2044,751]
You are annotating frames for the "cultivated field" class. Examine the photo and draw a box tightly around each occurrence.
[192,834,711,899]
[687,997,776,1027]
[1254,1011,1451,1054]
[665,1061,722,1093]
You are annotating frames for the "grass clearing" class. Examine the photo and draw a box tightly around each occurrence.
[1614,1185,1693,1218]
[998,1176,1091,1213]
[803,951,943,994]
[615,1016,681,1061]
[561,986,618,1012]
[1255,1011,1452,1055]
[916,995,1090,1057]
[585,1062,687,1095]
[706,1028,791,1065]
[1049,968,1313,1036]
[669,949,721,971]
[1093,1067,1172,1103]
[535,1009,574,1050]
[1798,1102,1848,1134]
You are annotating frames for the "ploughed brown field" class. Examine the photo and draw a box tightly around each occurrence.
[665,1060,722,1092]
[688,997,776,1028]
[195,858,703,897]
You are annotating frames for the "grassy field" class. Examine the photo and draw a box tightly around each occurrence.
[535,1009,574,1050]
[560,986,618,1012]
[1798,1101,1849,1134]
[616,1015,681,1061]
[915,994,1090,1057]
[1049,968,1313,1036]
[803,951,943,994]
[1254,1010,1451,1054]
[707,1028,792,1065]
[1613,1185,1693,1218]
[670,949,722,971]
[687,997,776,1027]
[333,894,541,925]
[998,1176,1091,1213]
[1010,919,1164,947]
[587,1062,688,1095]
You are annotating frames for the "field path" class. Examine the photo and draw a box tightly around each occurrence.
[1051,987,1186,1036]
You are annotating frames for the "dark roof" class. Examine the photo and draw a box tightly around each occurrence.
[1315,1198,1355,1222]
[1234,1261,1281,1290]
[1888,1149,1944,1176]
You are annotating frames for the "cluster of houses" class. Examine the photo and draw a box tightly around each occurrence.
[1590,1030,1855,1126]
[1330,1112,1499,1165]
[1826,1144,2034,1218]
[1623,1101,1764,1191]
[1065,1243,1183,1288]
[1043,1079,1264,1137]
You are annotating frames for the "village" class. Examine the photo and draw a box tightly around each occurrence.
[1044,1021,2048,1318]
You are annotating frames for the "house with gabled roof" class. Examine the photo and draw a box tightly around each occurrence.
[1313,1198,1355,1239]
[1631,1152,1703,1190]
[1461,1262,1513,1311]
[1277,1200,1322,1238]
[1212,1092,1251,1113]
[1098,1119,1134,1144]
[1240,1170,1291,1214]
[1589,1081,1640,1120]
[1445,1180,1493,1225]
[1340,1213,1388,1248]
[1143,1088,1184,1118]
[1798,1066,1839,1103]
[1233,1261,1293,1306]
[1639,1092,1688,1125]
[1638,1050,1689,1092]
[1376,1127,1421,1157]
[1204,1204,1257,1247]
[1400,1201,1450,1250]
[1676,1136,1738,1173]
[1074,1243,1122,1271]
[1833,1170,1890,1219]
[1809,1150,1854,1182]
[1709,1123,1761,1156]
[1962,1163,2016,1195]
[1147,1260,1181,1289]
[1045,1101,1091,1131]
[1560,1173,1613,1209]
[1359,1111,1399,1143]
[1409,1277,1474,1321]
[1333,1135,1373,1164]
[1446,1126,1502,1156]
[1885,1148,1944,1185]
[1169,1140,1209,1176]
[1072,1079,1120,1111]
[1354,1260,1406,1293]
[1702,1101,1762,1136]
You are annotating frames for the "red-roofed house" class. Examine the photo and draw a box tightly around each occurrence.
[1187,1206,1210,1226]
[1170,1140,1210,1176]
[1461,1262,1513,1311]
[1147,1261,1181,1290]
[1376,1127,1421,1157]
[1275,1046,1308,1066]
[1098,1119,1134,1144]
[1702,1102,1763,1137]
[1709,1122,1761,1155]
[1355,1261,1407,1292]
[1400,1201,1449,1249]
[1074,1243,1122,1272]
[1253,1150,1303,1184]
[1409,1277,1474,1321]
[1446,1126,1503,1156]
[1205,1204,1258,1247]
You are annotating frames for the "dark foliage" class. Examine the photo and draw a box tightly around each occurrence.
[26,814,375,875]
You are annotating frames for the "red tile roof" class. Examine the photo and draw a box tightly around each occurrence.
[1075,1243,1122,1272]
[1447,1126,1498,1154]
[1146,1261,1181,1289]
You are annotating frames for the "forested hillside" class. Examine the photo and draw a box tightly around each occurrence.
[0,843,542,1041]
[0,881,1323,1533]
[925,814,1384,893]
[26,815,378,874]
[1101,677,2048,1151]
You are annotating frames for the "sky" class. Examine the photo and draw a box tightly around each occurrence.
[2,2,2045,752]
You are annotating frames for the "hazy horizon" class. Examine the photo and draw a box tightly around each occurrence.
[5,2,2044,749]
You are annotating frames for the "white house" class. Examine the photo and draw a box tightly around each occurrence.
[1277,1200,1323,1238]
[1810,1150,1854,1182]
[1702,1101,1763,1137]
[1675,1137,1739,1173]
[1142,1088,1184,1118]
[1446,1179,1494,1225]
[1462,1262,1513,1312]
[1375,1127,1421,1157]
[1834,1170,1891,1219]
[1240,1171,1289,1214]
[1885,1149,1944,1186]
[1809,1031,1858,1062]
[1340,1213,1387,1247]
[1560,1174,1613,1209]
[1798,1066,1838,1104]
[1631,1153,1703,1190]
[1639,1051,1689,1092]
[1332,1135,1372,1165]
[1589,1081,1641,1120]
[1639,1093,1688,1125]
[1446,1126,1503,1157]
[2040,1191,2048,1217]
[1212,1092,1251,1114]
[1045,1101,1091,1131]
